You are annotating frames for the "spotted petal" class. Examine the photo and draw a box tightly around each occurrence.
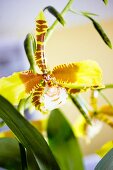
[52,60,103,90]
[0,71,43,105]
[35,11,48,73]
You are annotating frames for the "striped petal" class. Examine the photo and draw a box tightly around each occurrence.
[0,71,43,105]
[52,60,103,90]
[35,11,48,73]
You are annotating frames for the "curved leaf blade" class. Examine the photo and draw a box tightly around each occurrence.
[24,33,37,72]
[0,95,60,170]
[83,15,112,49]
[47,109,84,170]
[0,138,21,170]
[0,137,40,170]
[81,11,98,16]
[95,149,113,170]
[19,142,28,170]
[44,6,65,26]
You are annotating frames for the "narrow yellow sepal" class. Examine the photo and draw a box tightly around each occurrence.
[52,60,103,90]
[73,115,86,138]
[99,105,113,116]
[96,141,113,157]
[36,10,46,22]
[0,72,27,105]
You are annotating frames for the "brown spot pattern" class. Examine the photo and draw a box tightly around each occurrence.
[19,71,43,93]
[36,44,44,51]
[32,86,45,108]
[36,33,45,42]
[36,20,46,24]
[35,18,48,73]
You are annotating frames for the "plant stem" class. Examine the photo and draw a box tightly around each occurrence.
[45,0,74,42]
[100,84,113,90]
[70,94,92,125]
[69,8,80,15]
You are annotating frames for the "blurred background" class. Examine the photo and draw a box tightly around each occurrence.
[0,0,113,169]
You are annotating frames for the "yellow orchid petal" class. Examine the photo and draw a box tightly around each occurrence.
[99,105,113,116]
[73,115,86,138]
[0,132,6,138]
[74,115,103,142]
[0,131,14,138]
[31,119,47,133]
[0,71,43,105]
[52,60,103,90]
[0,72,26,105]
[96,141,113,157]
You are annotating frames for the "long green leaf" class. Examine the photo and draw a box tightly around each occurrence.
[0,138,21,170]
[81,11,98,17]
[19,142,28,170]
[44,6,65,26]
[0,118,5,127]
[27,150,40,170]
[47,109,84,170]
[83,14,112,49]
[0,137,40,170]
[0,95,60,170]
[95,148,113,170]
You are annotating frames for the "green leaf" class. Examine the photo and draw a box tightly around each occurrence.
[102,0,108,5]
[47,109,84,170]
[0,137,40,170]
[27,150,40,170]
[19,142,28,170]
[70,94,91,125]
[95,148,113,170]
[0,95,60,170]
[83,14,112,49]
[44,6,65,26]
[0,118,5,127]
[81,11,98,16]
[24,34,37,72]
[0,138,21,170]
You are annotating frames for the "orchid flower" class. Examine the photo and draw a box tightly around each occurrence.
[74,103,113,142]
[0,11,103,113]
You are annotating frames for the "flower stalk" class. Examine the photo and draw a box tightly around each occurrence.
[45,0,74,43]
